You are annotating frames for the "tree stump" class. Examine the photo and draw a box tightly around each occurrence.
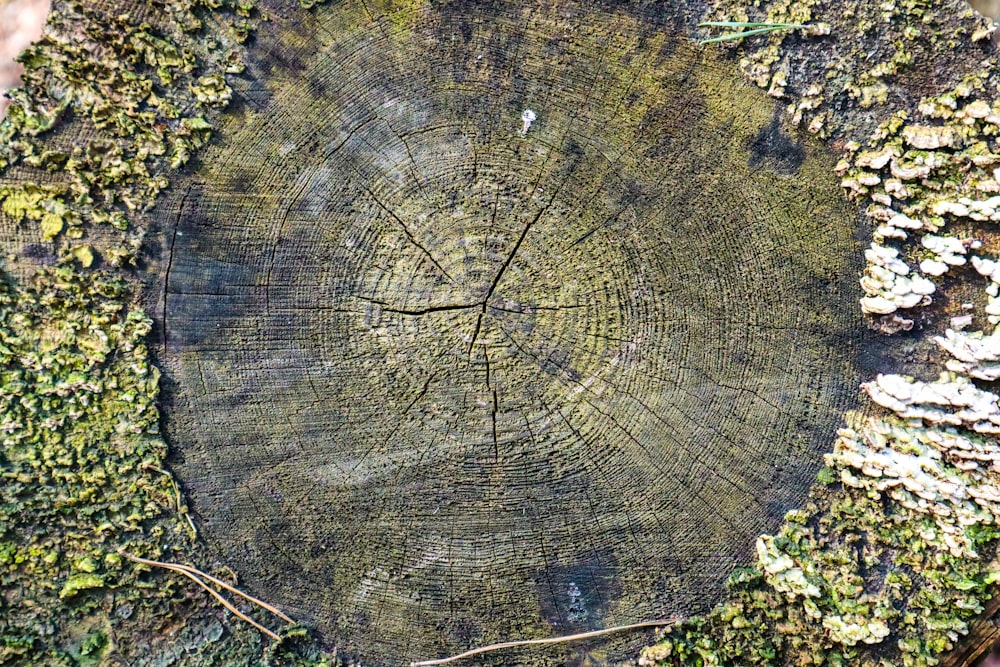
[147,2,869,662]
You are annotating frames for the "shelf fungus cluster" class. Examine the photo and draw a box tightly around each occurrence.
[863,372,1000,435]
[859,241,935,316]
[842,79,1000,330]
[828,418,1000,561]
[938,326,1000,380]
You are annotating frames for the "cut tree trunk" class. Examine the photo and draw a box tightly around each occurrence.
[5,0,1000,665]
[146,2,872,663]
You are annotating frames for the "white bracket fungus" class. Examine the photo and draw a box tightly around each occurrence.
[863,372,1000,434]
[972,255,1000,325]
[919,234,969,276]
[828,417,999,559]
[859,242,935,315]
[936,328,1000,381]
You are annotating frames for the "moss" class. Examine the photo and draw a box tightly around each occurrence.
[0,0,341,664]
[58,574,105,600]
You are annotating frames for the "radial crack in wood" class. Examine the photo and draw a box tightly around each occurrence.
[147,1,870,663]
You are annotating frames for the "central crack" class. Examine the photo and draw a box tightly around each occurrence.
[467,189,562,350]
[358,195,557,358]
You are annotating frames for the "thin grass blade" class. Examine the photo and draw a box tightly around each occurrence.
[699,26,803,43]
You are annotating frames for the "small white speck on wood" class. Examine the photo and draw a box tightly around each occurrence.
[520,108,537,136]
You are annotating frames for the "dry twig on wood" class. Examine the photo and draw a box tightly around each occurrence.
[410,620,675,667]
[120,551,293,641]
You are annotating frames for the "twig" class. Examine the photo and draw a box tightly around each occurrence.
[120,551,293,640]
[159,559,293,623]
[409,620,674,667]
[699,20,808,27]
[166,561,282,641]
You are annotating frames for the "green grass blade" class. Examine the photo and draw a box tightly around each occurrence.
[698,24,808,44]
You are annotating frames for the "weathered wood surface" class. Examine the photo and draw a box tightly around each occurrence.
[15,0,1000,663]
[142,1,873,662]
[9,0,1000,665]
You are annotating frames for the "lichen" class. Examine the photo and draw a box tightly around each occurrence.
[0,266,193,660]
[641,411,1000,667]
[0,266,339,665]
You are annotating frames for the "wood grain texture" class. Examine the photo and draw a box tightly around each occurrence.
[145,1,870,662]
